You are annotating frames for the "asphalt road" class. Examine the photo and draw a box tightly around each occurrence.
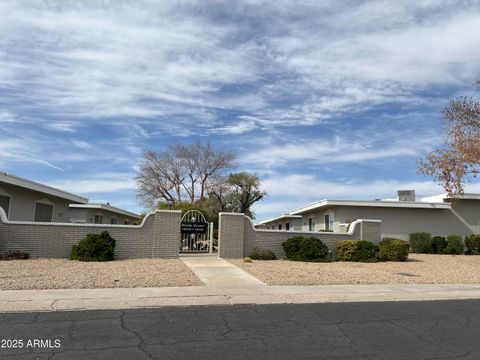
[1,299,479,359]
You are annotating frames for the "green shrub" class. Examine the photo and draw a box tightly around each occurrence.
[0,251,30,260]
[409,232,432,253]
[282,236,329,261]
[336,240,358,261]
[431,236,447,254]
[378,239,409,261]
[70,231,116,261]
[336,240,379,262]
[249,248,277,260]
[465,234,480,255]
[443,235,464,255]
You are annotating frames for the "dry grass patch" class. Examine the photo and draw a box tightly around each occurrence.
[230,254,480,285]
[0,259,203,290]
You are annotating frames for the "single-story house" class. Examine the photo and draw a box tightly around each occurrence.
[257,190,480,240]
[0,172,140,224]
[0,172,88,222]
[69,203,140,225]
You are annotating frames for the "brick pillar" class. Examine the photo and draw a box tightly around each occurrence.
[152,210,181,258]
[218,213,245,259]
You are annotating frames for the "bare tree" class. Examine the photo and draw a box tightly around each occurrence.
[137,142,236,207]
[418,80,480,197]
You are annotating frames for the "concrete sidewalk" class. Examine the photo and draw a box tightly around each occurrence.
[2,255,480,312]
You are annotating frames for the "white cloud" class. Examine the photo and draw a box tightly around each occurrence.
[49,177,136,194]
[0,1,479,133]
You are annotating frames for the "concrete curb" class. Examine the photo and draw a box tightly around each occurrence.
[2,284,480,313]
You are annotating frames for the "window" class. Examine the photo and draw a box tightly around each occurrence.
[308,218,315,231]
[124,220,130,225]
[110,218,118,224]
[278,224,282,230]
[0,195,10,218]
[34,202,53,222]
[286,222,290,231]
[95,215,103,224]
[324,213,334,231]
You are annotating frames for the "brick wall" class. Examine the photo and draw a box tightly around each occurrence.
[218,212,382,259]
[0,208,181,259]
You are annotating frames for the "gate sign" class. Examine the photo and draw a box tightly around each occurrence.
[181,222,207,234]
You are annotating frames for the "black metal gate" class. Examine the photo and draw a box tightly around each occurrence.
[180,210,212,253]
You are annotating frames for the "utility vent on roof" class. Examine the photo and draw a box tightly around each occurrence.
[397,190,415,202]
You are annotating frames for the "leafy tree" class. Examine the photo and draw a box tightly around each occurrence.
[419,80,480,197]
[210,172,266,218]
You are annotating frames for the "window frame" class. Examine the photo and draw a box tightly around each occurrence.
[0,194,11,219]
[34,200,54,222]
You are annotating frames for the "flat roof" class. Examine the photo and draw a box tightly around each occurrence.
[69,203,140,219]
[257,214,302,226]
[290,199,451,214]
[0,172,88,204]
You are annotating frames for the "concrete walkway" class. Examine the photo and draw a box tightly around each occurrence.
[2,255,480,313]
[180,255,266,290]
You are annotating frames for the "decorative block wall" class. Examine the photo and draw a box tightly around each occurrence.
[0,209,181,259]
[218,212,382,259]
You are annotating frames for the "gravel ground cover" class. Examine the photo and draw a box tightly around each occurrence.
[0,259,203,290]
[230,254,480,285]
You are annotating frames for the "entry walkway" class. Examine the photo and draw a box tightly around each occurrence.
[180,255,266,290]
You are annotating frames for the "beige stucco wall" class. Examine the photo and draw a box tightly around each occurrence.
[299,201,479,240]
[0,183,72,222]
[259,218,302,231]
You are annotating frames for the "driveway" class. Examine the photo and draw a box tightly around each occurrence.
[1,299,479,359]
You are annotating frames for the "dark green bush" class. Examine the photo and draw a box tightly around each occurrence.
[70,231,116,261]
[465,234,480,255]
[351,241,379,262]
[336,240,379,262]
[336,240,357,261]
[409,232,432,253]
[431,236,447,254]
[378,239,409,262]
[443,235,464,255]
[0,251,30,260]
[249,248,277,260]
[282,236,329,261]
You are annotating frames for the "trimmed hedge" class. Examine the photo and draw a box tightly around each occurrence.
[336,240,379,262]
[70,231,116,262]
[443,235,464,255]
[249,248,277,260]
[409,232,432,253]
[431,236,447,254]
[282,236,329,261]
[465,234,480,255]
[378,239,409,262]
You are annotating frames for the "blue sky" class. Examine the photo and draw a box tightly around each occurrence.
[1,0,480,221]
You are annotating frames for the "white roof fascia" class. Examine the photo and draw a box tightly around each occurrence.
[0,172,88,204]
[256,214,302,225]
[290,199,451,214]
[421,193,480,202]
[69,203,140,219]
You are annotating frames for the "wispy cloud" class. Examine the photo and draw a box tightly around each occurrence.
[1,1,480,217]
